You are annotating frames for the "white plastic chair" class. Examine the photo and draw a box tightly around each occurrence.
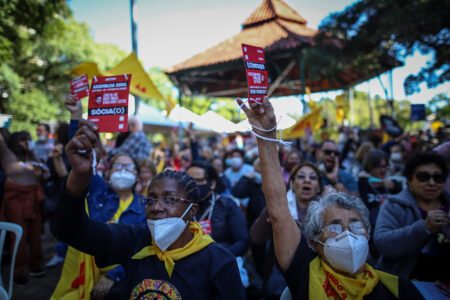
[280,286,292,300]
[0,222,23,300]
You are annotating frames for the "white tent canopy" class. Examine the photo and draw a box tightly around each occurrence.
[198,111,239,133]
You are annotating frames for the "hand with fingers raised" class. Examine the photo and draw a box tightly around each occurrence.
[65,120,99,175]
[236,97,277,138]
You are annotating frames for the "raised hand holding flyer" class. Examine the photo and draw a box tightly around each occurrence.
[88,74,131,132]
[70,74,89,101]
[241,44,268,103]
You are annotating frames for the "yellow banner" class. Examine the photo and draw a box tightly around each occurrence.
[282,107,323,139]
[72,53,174,114]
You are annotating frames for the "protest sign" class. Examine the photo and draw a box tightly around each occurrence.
[70,74,89,101]
[88,74,131,132]
[241,44,268,103]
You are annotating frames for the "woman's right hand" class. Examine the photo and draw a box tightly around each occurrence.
[65,94,82,119]
[65,120,99,176]
[425,210,450,233]
[236,97,277,136]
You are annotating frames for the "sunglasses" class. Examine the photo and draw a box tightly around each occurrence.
[414,172,447,184]
[323,149,340,157]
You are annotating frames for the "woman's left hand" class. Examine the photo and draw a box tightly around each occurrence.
[91,276,114,300]
[236,97,276,136]
[425,210,450,233]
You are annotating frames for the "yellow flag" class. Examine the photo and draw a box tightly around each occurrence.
[71,53,174,112]
[72,62,101,80]
[51,247,100,300]
[282,107,323,139]
[107,53,164,101]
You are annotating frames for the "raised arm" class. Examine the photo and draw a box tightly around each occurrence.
[0,131,27,176]
[237,98,300,271]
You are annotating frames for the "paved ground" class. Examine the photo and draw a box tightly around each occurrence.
[10,223,62,300]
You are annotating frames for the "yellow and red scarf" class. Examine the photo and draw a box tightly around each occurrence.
[309,257,399,300]
[132,221,214,277]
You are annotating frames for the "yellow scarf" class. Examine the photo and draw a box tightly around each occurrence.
[111,194,133,222]
[132,222,213,277]
[309,257,399,300]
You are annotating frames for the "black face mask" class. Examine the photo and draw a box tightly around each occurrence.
[197,183,212,202]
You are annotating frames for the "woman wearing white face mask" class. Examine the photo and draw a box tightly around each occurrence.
[55,120,245,300]
[237,97,423,300]
[52,152,147,300]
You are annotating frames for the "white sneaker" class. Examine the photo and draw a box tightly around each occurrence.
[46,255,64,268]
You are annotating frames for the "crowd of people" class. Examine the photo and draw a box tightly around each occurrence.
[0,95,448,299]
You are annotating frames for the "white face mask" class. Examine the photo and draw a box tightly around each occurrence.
[110,170,136,191]
[230,157,243,169]
[318,230,369,274]
[390,152,402,162]
[147,204,193,251]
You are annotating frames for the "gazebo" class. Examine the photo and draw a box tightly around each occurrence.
[165,0,399,99]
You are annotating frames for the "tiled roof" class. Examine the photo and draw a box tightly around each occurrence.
[166,0,316,74]
[242,0,307,28]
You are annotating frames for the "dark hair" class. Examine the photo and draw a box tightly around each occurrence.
[187,160,218,183]
[320,140,336,149]
[8,131,31,160]
[55,122,69,146]
[110,152,138,171]
[289,162,324,194]
[226,148,245,158]
[186,160,228,193]
[38,123,50,134]
[362,149,388,173]
[403,152,448,181]
[152,169,199,202]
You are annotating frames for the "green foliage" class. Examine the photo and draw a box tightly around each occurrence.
[7,89,59,133]
[429,93,450,120]
[319,0,449,95]
[146,68,243,122]
[0,0,126,132]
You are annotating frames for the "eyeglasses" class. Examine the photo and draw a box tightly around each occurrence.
[140,195,191,208]
[323,149,340,157]
[415,172,447,184]
[111,163,136,172]
[296,174,319,181]
[321,221,366,236]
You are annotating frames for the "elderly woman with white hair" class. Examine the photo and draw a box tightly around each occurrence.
[238,97,423,300]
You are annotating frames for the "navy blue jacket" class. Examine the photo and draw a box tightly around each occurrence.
[197,194,248,257]
[55,190,245,300]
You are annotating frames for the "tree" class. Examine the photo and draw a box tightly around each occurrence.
[318,0,449,95]
[428,93,450,120]
[0,0,126,134]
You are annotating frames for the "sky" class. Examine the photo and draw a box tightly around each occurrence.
[69,0,449,117]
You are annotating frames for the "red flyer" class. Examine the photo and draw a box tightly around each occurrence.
[70,74,90,101]
[88,74,131,132]
[241,44,268,103]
